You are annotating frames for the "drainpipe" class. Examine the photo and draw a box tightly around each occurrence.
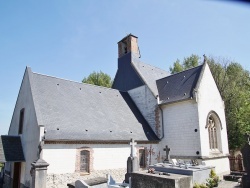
[156,95,164,140]
[193,89,198,103]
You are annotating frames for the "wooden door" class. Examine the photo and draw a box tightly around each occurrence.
[80,150,89,173]
[13,162,21,188]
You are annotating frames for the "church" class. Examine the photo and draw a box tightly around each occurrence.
[1,34,230,187]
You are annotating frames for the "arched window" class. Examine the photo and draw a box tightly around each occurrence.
[80,150,90,173]
[206,111,222,152]
[208,116,218,149]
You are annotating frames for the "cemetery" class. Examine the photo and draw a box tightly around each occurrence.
[64,137,250,188]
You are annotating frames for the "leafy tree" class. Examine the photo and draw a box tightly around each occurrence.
[169,54,200,74]
[183,54,200,69]
[169,55,250,151]
[82,71,113,88]
[169,59,183,74]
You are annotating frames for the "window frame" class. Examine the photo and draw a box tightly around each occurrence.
[206,111,223,153]
[138,148,146,168]
[75,147,93,174]
[18,108,25,134]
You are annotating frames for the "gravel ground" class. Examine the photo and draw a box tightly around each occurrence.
[46,170,242,188]
[217,180,241,188]
[46,168,126,188]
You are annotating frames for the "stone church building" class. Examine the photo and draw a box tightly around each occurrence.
[1,34,230,187]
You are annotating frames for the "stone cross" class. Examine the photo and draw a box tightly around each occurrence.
[38,136,45,159]
[130,139,137,157]
[163,145,170,162]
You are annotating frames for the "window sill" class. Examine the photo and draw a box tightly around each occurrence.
[80,172,90,176]
[209,149,222,154]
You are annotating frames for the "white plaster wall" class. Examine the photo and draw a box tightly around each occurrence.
[160,100,201,157]
[202,157,230,175]
[128,86,160,136]
[43,143,159,174]
[43,146,76,174]
[196,64,229,157]
[7,68,40,187]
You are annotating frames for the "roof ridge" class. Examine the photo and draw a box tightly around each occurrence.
[32,72,119,92]
[133,60,168,73]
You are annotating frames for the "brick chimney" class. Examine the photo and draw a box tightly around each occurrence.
[118,34,140,58]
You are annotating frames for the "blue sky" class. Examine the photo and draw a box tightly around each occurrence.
[0,0,250,135]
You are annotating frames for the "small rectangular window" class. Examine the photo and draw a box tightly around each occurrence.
[18,109,25,134]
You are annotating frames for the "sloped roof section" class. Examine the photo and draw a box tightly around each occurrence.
[112,52,144,91]
[30,71,159,141]
[131,54,170,96]
[156,65,203,104]
[0,135,25,162]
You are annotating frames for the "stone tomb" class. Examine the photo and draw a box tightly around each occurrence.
[67,177,107,188]
[149,163,214,184]
[131,171,192,188]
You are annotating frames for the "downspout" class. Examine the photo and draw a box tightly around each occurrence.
[156,95,164,140]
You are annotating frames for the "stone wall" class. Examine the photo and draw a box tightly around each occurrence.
[160,100,201,157]
[46,168,126,188]
[7,67,40,188]
[128,85,160,137]
[43,143,159,174]
[197,63,229,157]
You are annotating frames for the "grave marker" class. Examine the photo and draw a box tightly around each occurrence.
[163,145,170,163]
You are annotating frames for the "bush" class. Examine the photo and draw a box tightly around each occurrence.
[193,182,208,188]
[193,169,219,188]
[206,169,219,188]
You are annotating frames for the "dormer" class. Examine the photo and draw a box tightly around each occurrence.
[118,34,140,58]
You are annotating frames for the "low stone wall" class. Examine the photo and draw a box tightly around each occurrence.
[46,168,126,188]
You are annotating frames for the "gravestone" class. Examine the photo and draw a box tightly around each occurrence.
[241,134,250,188]
[74,177,107,188]
[31,139,49,188]
[124,139,139,183]
[31,158,49,188]
[163,145,170,163]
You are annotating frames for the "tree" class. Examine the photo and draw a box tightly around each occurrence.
[169,54,200,74]
[82,71,113,88]
[169,55,250,151]
[169,59,183,74]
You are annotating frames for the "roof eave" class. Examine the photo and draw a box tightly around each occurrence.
[158,97,195,106]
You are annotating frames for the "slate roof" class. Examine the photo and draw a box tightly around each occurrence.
[131,53,170,96]
[112,53,144,92]
[29,70,159,141]
[0,135,25,162]
[156,64,204,104]
[112,52,169,96]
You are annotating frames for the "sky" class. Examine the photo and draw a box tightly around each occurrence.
[0,0,250,135]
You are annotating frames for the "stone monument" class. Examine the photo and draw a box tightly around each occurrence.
[124,139,139,183]
[241,134,250,188]
[31,138,49,188]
